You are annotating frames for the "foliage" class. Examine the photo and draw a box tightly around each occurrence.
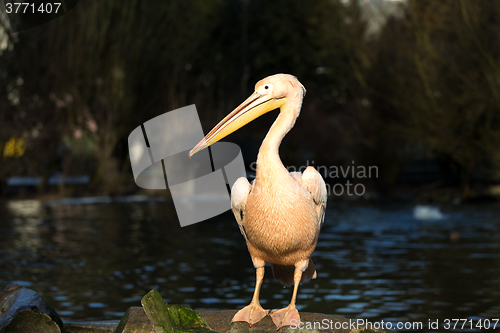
[0,0,499,197]
[369,0,500,195]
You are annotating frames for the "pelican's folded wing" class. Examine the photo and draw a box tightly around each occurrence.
[231,177,252,240]
[301,166,327,227]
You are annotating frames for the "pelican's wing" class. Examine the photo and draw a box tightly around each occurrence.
[299,166,327,227]
[231,177,252,240]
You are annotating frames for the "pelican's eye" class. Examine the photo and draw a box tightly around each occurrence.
[257,83,273,95]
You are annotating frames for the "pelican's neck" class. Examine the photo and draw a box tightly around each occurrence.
[256,94,303,181]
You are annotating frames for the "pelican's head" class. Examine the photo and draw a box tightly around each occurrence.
[189,74,305,157]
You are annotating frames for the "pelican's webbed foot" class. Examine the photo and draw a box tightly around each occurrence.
[270,305,300,329]
[232,302,269,327]
[231,303,269,327]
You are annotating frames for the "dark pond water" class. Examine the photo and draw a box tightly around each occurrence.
[1,196,500,331]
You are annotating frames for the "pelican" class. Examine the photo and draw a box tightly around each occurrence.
[189,74,327,329]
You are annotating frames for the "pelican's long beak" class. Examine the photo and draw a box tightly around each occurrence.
[189,92,286,157]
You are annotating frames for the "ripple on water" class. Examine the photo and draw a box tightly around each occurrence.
[88,302,106,308]
[200,297,221,304]
[363,289,386,296]
[337,307,363,314]
[324,294,360,301]
[10,280,33,287]
[58,311,74,317]
[226,298,246,304]
[382,302,410,312]
[121,296,142,303]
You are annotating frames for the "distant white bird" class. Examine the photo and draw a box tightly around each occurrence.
[413,205,444,220]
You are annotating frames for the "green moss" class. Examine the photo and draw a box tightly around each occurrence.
[166,305,211,329]
[114,309,130,333]
[141,289,216,333]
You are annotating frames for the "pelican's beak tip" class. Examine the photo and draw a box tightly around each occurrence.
[189,138,206,158]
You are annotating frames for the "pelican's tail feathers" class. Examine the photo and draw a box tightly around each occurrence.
[271,260,316,287]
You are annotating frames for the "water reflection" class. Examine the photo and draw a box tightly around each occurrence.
[1,198,500,327]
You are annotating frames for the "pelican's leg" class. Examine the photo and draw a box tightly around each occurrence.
[232,265,269,326]
[270,265,304,329]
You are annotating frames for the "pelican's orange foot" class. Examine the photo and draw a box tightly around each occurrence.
[232,303,269,326]
[270,306,300,329]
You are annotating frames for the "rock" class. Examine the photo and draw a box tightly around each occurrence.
[115,289,215,333]
[113,307,155,333]
[68,308,391,333]
[65,320,119,332]
[198,310,391,333]
[112,307,390,333]
[140,289,176,333]
[0,286,392,333]
[2,309,61,333]
[0,284,63,333]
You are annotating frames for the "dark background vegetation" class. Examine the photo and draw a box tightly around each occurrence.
[1,0,500,200]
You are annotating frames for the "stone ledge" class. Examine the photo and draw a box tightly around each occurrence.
[1,285,391,333]
[66,309,391,333]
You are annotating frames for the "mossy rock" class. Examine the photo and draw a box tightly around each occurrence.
[199,310,393,333]
[165,305,212,331]
[3,309,61,333]
[0,284,63,333]
[139,289,215,333]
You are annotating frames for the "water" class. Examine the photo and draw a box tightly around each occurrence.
[1,197,500,330]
